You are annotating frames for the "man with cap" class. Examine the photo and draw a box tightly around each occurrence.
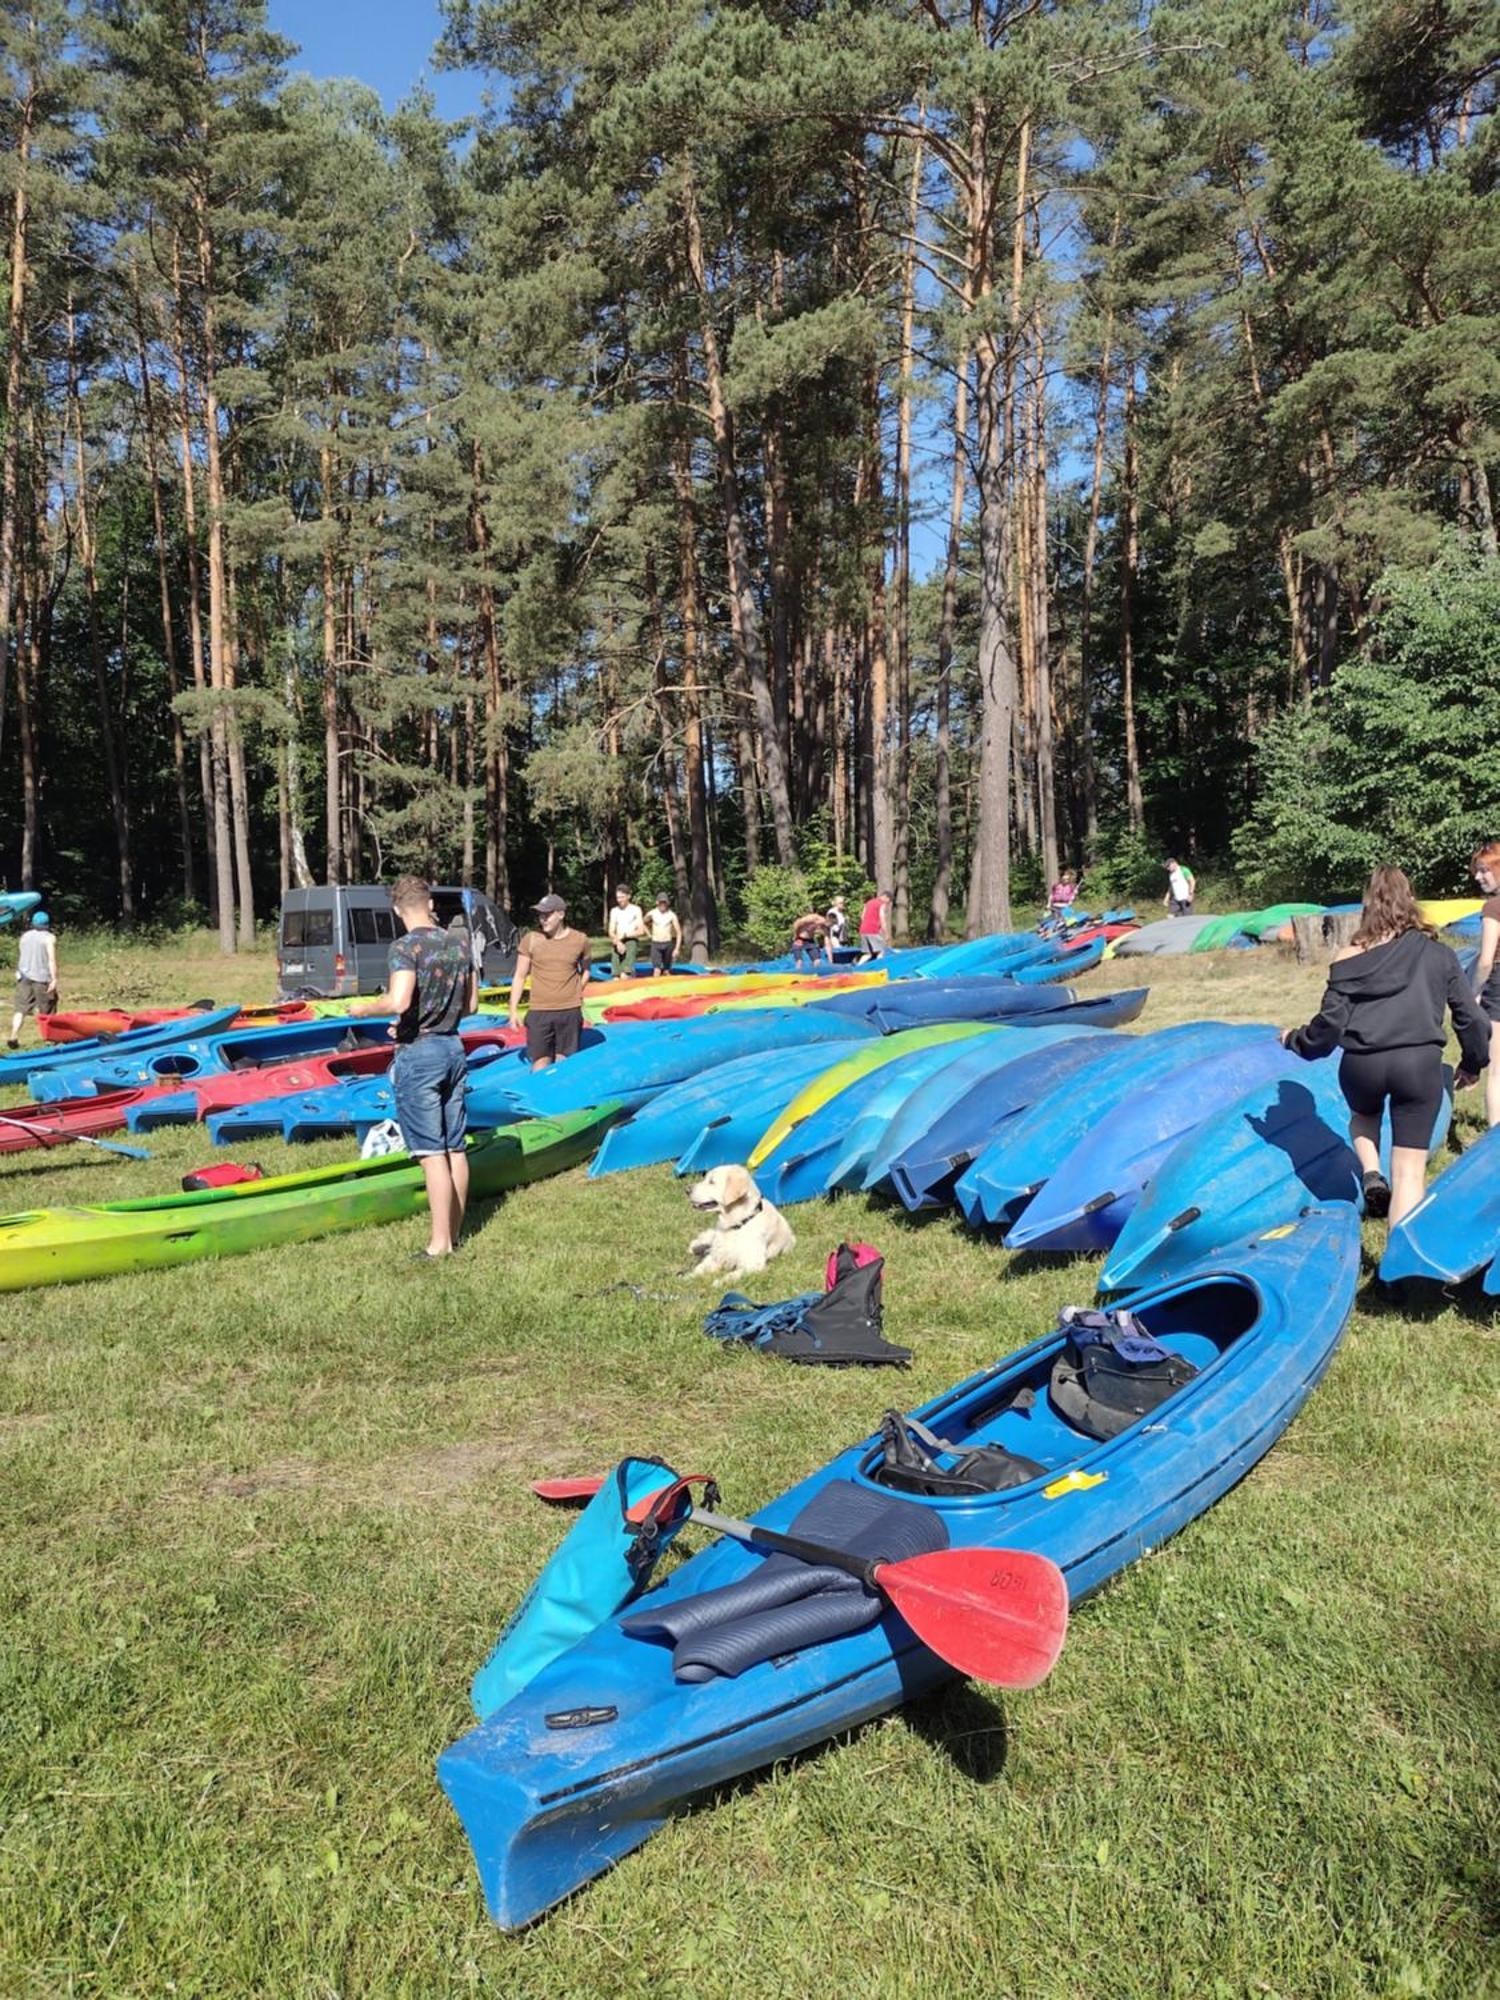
[8,911,58,1049]
[509,893,591,1069]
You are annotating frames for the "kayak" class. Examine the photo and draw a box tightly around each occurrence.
[438,1204,1360,1929]
[748,1022,992,1169]
[0,1006,241,1092]
[470,1010,876,1124]
[0,1104,617,1292]
[590,1043,859,1178]
[755,1034,1002,1207]
[955,1024,1267,1230]
[1100,1062,1452,1293]
[808,977,1076,1028]
[888,1035,1126,1213]
[860,1027,1102,1193]
[1006,1035,1307,1253]
[1010,936,1107,983]
[36,1000,315,1045]
[1379,1125,1500,1289]
[0,1089,158,1156]
[0,890,41,927]
[599,973,883,1023]
[1113,916,1213,957]
[26,1015,402,1103]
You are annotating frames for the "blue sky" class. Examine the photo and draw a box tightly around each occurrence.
[267,0,488,123]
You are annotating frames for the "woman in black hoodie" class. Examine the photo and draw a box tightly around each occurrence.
[1281,866,1488,1226]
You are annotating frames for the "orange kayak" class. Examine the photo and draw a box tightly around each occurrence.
[37,1000,314,1045]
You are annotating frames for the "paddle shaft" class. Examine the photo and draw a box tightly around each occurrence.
[0,1112,151,1160]
[690,1505,893,1589]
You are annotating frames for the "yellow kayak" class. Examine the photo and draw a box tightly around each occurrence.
[748,1021,997,1169]
[1419,898,1482,929]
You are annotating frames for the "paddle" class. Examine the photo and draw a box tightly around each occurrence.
[530,1473,1069,1689]
[0,1111,152,1161]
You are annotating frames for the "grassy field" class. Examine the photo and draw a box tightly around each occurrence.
[1,936,1496,1998]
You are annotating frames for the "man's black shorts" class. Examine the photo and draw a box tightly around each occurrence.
[649,942,674,972]
[525,1007,582,1063]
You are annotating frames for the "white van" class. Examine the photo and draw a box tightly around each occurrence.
[277,885,517,999]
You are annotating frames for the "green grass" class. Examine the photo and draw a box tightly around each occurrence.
[1,940,1497,1997]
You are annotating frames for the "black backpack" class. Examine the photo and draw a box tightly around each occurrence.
[703,1250,911,1366]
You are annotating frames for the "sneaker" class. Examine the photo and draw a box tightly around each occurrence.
[1361,1171,1391,1219]
[4,1039,17,1051]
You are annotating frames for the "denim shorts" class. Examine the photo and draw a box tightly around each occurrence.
[392,1035,468,1157]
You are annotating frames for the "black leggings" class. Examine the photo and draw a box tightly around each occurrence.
[1338,1047,1444,1151]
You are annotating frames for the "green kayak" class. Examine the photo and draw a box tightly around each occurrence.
[0,1104,618,1292]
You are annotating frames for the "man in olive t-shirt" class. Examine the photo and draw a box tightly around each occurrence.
[509,894,591,1070]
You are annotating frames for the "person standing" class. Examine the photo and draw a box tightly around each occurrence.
[858,888,892,960]
[646,891,682,976]
[607,884,645,977]
[825,894,849,949]
[790,910,832,972]
[1163,857,1196,917]
[8,911,58,1049]
[1280,865,1487,1226]
[347,876,476,1260]
[509,894,590,1069]
[1048,868,1080,926]
[1469,840,1500,1129]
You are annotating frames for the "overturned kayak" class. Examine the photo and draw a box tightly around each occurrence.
[0,1105,616,1291]
[1379,1125,1500,1290]
[438,1204,1360,1929]
[748,1022,992,1168]
[27,1015,398,1102]
[0,1006,241,1092]
[590,1042,858,1178]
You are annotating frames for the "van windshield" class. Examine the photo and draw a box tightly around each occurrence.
[283,907,333,949]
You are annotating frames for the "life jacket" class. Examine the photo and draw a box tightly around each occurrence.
[1048,1306,1198,1441]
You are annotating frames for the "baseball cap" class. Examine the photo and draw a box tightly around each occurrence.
[533,893,566,915]
[655,891,669,903]
[32,911,49,927]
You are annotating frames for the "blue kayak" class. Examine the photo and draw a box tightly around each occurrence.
[1010,936,1107,984]
[26,1015,395,1102]
[754,1036,1001,1206]
[918,933,1042,980]
[438,1204,1360,1930]
[810,977,1074,1028]
[201,1044,523,1146]
[2,1006,241,1093]
[589,1043,861,1178]
[1379,1125,1500,1288]
[468,1010,876,1123]
[0,890,41,927]
[1100,1062,1452,1293]
[888,1034,1125,1212]
[860,1027,1101,1193]
[1006,1035,1306,1253]
[956,1024,1266,1231]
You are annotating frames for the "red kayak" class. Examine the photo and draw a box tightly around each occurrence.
[0,1089,157,1154]
[38,1000,316,1045]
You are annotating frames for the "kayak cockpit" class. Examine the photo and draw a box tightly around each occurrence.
[855,1276,1263,1500]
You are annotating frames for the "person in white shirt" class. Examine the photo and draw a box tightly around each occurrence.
[9,912,58,1049]
[608,884,645,976]
[825,895,849,948]
[646,893,683,976]
[1163,858,1196,917]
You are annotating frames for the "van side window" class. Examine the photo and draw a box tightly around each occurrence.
[350,906,381,946]
[283,908,333,949]
[374,909,398,942]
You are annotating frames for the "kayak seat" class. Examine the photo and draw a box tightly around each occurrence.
[620,1480,946,1681]
[1048,1308,1199,1444]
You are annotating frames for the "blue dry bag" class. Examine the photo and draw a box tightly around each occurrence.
[470,1458,703,1720]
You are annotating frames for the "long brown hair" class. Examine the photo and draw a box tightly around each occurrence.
[1352,866,1436,947]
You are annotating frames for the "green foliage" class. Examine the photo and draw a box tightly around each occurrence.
[794,835,873,918]
[1235,544,1500,898]
[739,864,815,953]
[1084,824,1169,905]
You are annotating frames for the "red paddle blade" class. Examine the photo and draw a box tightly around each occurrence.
[873,1546,1069,1690]
[530,1475,606,1504]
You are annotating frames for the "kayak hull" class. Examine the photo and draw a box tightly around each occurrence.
[0,1106,616,1291]
[1379,1124,1500,1286]
[438,1206,1360,1929]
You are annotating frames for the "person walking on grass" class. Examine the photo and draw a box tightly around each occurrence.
[1163,857,1195,917]
[608,884,645,978]
[509,894,590,1068]
[858,888,892,960]
[646,891,682,976]
[8,912,58,1049]
[347,876,476,1261]
[1468,840,1500,1130]
[1280,865,1488,1227]
[1048,868,1080,927]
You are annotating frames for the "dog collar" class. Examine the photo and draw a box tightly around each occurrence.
[721,1200,765,1232]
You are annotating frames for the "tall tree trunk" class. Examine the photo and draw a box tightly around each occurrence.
[189,210,238,950]
[859,351,896,899]
[1120,364,1144,833]
[132,283,195,904]
[1078,221,1119,851]
[682,172,795,864]
[891,127,924,939]
[171,236,220,927]
[1029,278,1058,888]
[222,552,256,948]
[0,62,33,765]
[67,303,135,922]
[17,469,43,886]
[319,442,343,883]
[930,348,968,940]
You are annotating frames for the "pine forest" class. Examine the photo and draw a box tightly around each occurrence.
[1,0,1497,954]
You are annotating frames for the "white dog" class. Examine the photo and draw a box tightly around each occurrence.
[687,1164,796,1279]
